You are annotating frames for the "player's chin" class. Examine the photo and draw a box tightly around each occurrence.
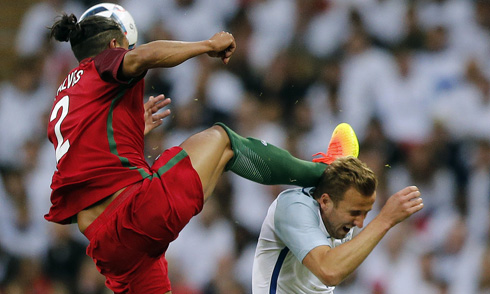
[335,226,351,239]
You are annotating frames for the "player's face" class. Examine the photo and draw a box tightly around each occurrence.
[319,187,376,239]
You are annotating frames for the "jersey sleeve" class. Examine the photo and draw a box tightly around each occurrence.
[274,195,332,262]
[93,48,145,84]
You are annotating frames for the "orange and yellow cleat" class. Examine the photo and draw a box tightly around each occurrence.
[312,123,359,164]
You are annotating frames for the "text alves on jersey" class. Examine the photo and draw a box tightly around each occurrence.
[57,70,84,96]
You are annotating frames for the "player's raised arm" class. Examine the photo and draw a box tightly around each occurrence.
[122,32,236,78]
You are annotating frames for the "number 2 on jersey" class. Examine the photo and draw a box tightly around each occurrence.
[50,95,71,163]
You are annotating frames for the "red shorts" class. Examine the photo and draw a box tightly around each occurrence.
[83,146,203,293]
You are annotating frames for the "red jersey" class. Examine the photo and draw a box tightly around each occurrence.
[46,48,151,224]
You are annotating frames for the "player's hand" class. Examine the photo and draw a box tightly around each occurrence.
[377,186,423,228]
[144,94,171,136]
[207,31,236,64]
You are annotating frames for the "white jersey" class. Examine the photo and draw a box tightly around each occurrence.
[252,188,353,294]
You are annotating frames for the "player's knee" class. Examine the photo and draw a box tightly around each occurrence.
[210,124,232,149]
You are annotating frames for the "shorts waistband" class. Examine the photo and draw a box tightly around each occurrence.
[84,181,143,240]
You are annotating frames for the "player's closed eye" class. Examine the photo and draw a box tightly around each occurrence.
[350,211,362,217]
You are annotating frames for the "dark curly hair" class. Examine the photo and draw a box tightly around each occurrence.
[50,13,126,61]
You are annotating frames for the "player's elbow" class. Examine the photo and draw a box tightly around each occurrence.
[317,268,345,286]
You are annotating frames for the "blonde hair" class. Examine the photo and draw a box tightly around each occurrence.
[313,156,377,204]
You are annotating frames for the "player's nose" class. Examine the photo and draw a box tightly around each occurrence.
[354,216,365,228]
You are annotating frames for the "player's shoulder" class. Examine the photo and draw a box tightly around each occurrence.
[275,187,320,220]
[277,187,318,208]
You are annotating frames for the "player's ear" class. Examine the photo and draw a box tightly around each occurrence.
[318,193,333,210]
[109,38,118,49]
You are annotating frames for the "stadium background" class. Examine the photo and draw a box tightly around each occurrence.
[1,0,490,293]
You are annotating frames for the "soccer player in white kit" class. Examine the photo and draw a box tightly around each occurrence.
[252,156,424,294]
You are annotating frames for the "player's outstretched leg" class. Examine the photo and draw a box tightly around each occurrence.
[214,122,326,187]
[216,122,360,187]
[180,122,359,202]
[180,124,325,201]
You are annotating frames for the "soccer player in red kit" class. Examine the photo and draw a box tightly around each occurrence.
[46,12,356,293]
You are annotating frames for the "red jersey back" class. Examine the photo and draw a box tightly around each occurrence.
[46,48,151,224]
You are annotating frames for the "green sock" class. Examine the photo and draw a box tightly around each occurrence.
[215,122,326,187]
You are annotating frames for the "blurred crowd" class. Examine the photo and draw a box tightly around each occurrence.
[1,0,490,293]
